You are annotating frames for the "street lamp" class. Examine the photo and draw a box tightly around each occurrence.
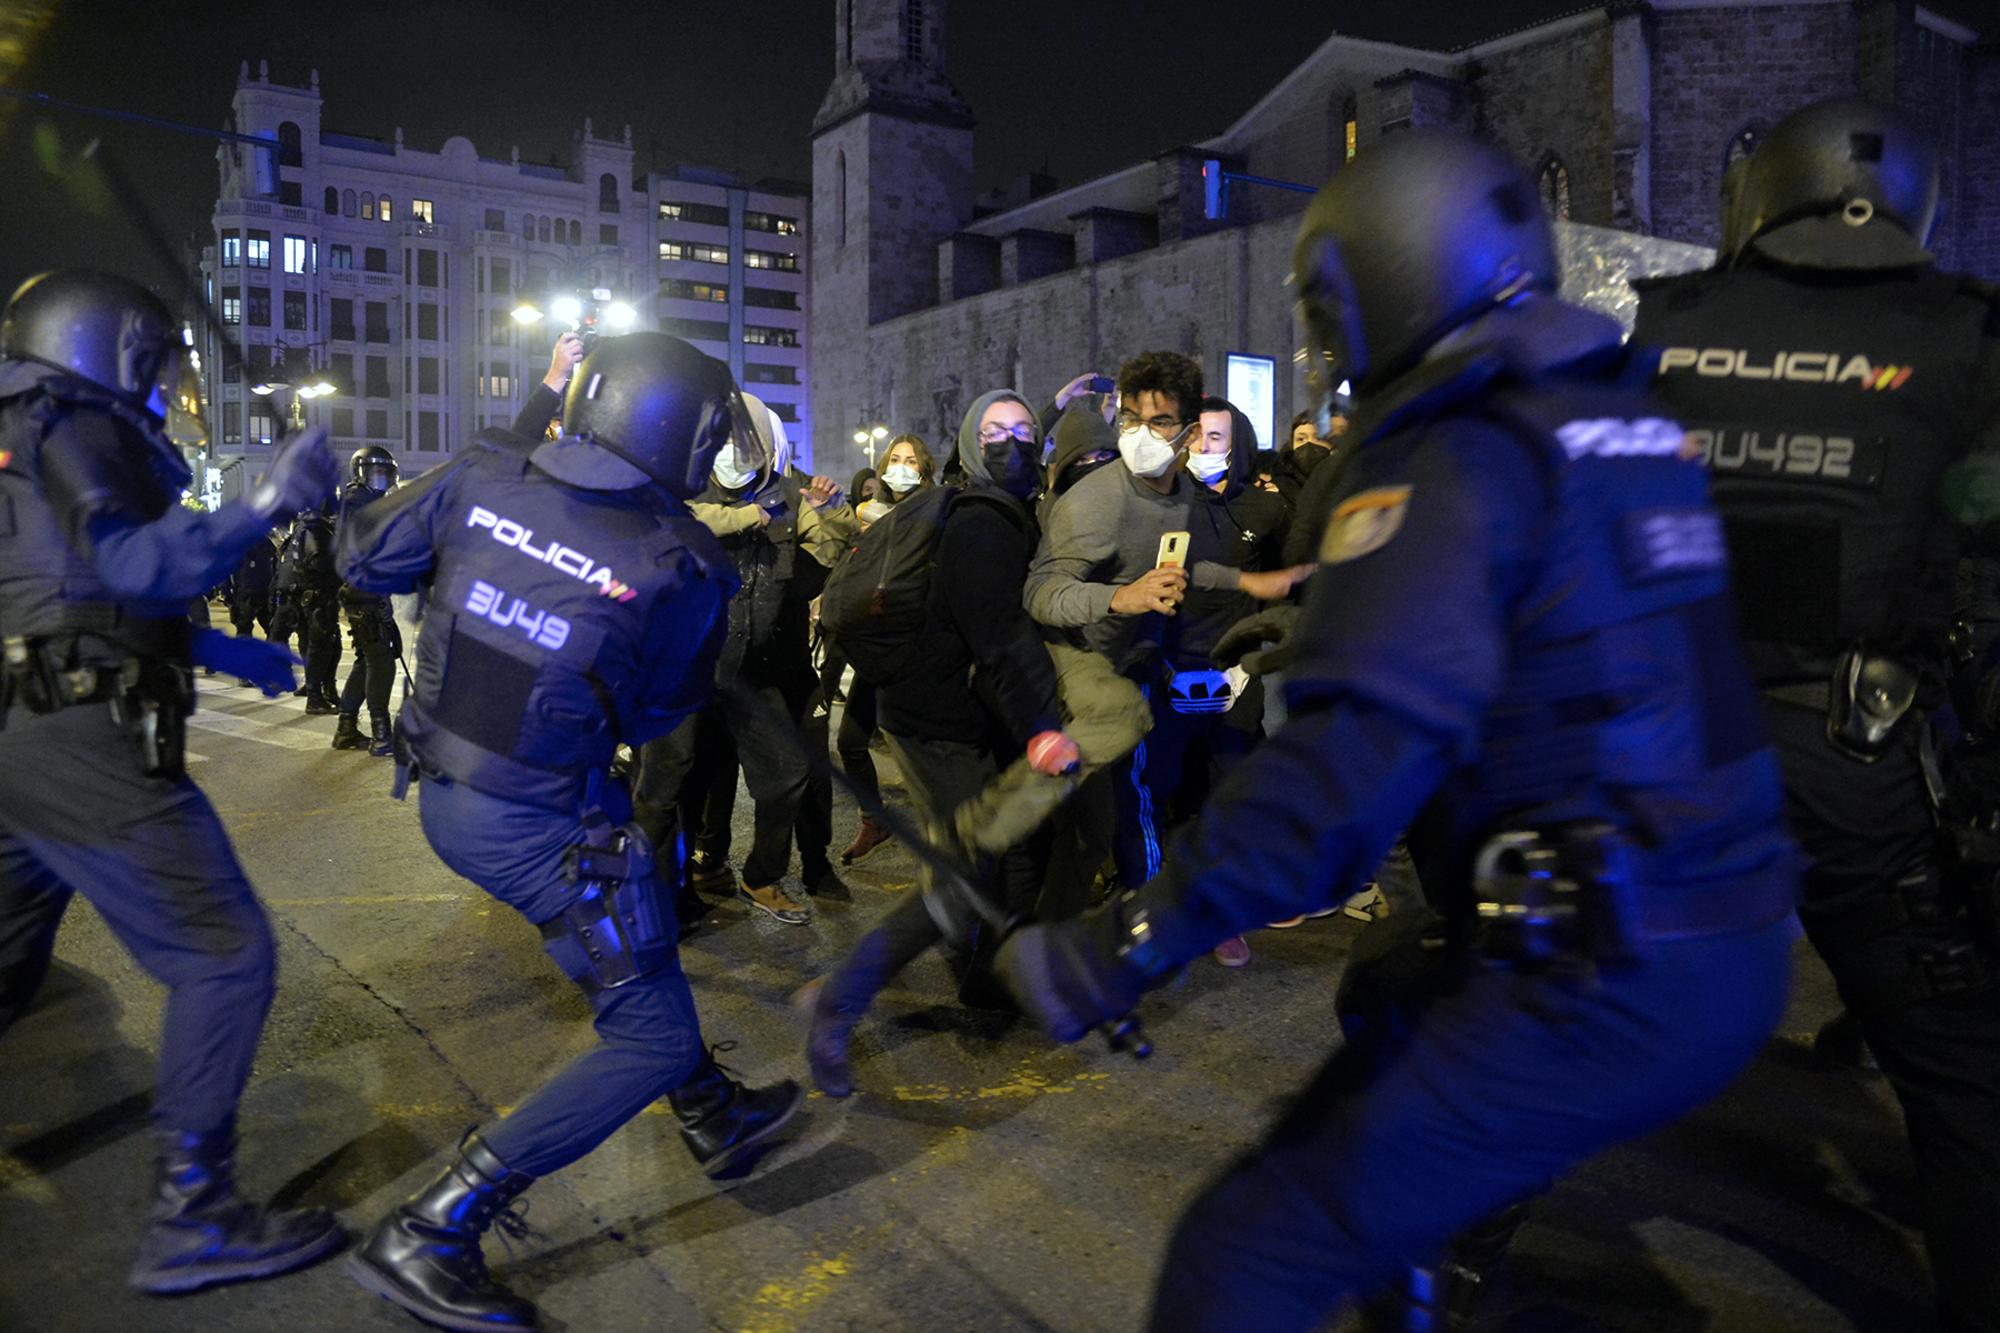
[851,422,889,468]
[251,341,339,431]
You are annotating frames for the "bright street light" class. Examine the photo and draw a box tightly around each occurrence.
[870,425,889,440]
[851,431,870,446]
[550,295,584,325]
[603,301,637,331]
[511,302,545,324]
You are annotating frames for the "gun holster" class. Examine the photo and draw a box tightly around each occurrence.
[1827,645,1920,762]
[539,810,677,994]
[106,658,193,779]
[1471,824,1641,969]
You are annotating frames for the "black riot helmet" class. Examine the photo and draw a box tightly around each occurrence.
[350,444,398,492]
[0,269,186,419]
[551,332,761,497]
[1736,98,1940,270]
[1292,130,1556,409]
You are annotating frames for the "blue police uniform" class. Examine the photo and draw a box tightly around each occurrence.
[1634,257,2000,1332]
[1007,300,1801,1330]
[0,360,284,1130]
[336,435,737,1176]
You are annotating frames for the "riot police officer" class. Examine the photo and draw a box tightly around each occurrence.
[1633,99,2000,1332]
[0,270,343,1291]
[271,498,342,711]
[335,333,803,1332]
[331,445,400,754]
[993,132,1801,1330]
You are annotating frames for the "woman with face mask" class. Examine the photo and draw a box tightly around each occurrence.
[833,436,933,864]
[876,435,935,504]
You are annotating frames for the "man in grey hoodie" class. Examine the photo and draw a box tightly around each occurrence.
[1024,351,1307,891]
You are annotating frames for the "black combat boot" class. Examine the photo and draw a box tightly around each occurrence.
[346,1132,539,1332]
[330,713,364,750]
[305,693,341,716]
[367,713,394,758]
[1360,1202,1531,1331]
[666,1045,804,1177]
[128,1128,343,1294]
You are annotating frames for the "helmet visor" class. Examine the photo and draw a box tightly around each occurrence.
[160,347,207,448]
[704,385,773,492]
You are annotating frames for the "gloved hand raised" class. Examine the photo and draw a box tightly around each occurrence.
[1213,604,1303,675]
[992,910,1147,1046]
[192,628,302,697]
[249,426,338,520]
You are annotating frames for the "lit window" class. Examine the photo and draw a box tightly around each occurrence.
[247,405,277,445]
[246,231,270,269]
[361,193,375,220]
[282,235,308,275]
[664,279,729,303]
[1343,95,1358,163]
[411,198,434,224]
[743,324,800,347]
[221,234,241,267]
[745,250,798,272]
[379,195,394,223]
[221,296,241,324]
[329,244,352,271]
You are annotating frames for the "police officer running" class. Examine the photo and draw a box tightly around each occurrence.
[1634,99,2000,1333]
[0,270,344,1291]
[993,132,1801,1330]
[335,333,803,1333]
[331,445,400,755]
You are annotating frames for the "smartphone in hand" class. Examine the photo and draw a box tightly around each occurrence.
[1157,530,1191,570]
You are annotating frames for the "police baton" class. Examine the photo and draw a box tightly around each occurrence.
[715,678,1152,1062]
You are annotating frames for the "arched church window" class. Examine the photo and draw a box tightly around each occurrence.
[1537,155,1571,221]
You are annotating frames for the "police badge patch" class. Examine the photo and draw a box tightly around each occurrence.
[1319,486,1412,564]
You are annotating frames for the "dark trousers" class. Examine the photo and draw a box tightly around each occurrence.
[0,704,277,1135]
[229,594,271,638]
[1113,682,1259,891]
[301,590,342,698]
[789,670,836,883]
[337,608,397,722]
[634,682,806,890]
[631,709,738,886]
[1768,701,2000,1331]
[417,776,705,1178]
[1148,914,1793,1331]
[820,649,883,815]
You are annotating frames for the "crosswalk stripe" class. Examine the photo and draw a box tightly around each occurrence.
[186,709,331,751]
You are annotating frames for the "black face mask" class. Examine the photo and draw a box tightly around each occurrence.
[984,439,1040,500]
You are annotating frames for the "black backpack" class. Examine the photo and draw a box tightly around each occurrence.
[820,485,1017,684]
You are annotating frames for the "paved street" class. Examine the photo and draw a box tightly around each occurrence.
[0,672,1940,1332]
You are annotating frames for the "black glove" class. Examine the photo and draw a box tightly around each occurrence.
[1213,604,1303,675]
[248,426,338,520]
[992,910,1148,1045]
[191,628,301,697]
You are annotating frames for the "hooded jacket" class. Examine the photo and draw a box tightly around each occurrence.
[1041,403,1119,523]
[1178,403,1291,665]
[878,390,1057,747]
[693,393,856,679]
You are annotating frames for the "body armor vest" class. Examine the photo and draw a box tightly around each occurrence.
[403,448,734,810]
[1634,263,2000,684]
[1316,355,1792,919]
[0,372,190,661]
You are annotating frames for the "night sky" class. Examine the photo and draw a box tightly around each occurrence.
[0,0,1994,298]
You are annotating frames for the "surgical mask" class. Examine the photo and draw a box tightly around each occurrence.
[712,444,757,491]
[1185,450,1230,483]
[1118,425,1180,480]
[881,462,922,493]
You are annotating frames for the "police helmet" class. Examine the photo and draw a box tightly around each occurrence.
[1293,130,1555,407]
[550,332,759,497]
[350,444,398,492]
[0,270,185,419]
[1736,99,1939,270]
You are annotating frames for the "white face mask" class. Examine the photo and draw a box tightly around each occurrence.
[712,444,757,491]
[881,462,922,493]
[1185,450,1230,483]
[1118,425,1181,480]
